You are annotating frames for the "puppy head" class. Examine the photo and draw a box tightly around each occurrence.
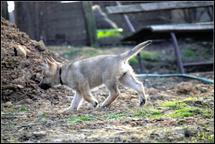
[39,57,61,90]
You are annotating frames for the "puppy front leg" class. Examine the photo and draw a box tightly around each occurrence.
[120,72,146,106]
[70,92,83,111]
[61,92,82,113]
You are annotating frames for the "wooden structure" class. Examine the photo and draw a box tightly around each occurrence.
[106,1,214,73]
[122,22,213,42]
[14,2,96,46]
[1,1,9,20]
[82,2,97,46]
[107,1,213,14]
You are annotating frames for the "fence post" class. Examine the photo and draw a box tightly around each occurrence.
[82,1,97,46]
[2,1,9,20]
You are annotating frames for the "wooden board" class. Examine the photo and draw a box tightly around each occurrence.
[121,22,214,43]
[149,22,214,32]
[106,1,213,14]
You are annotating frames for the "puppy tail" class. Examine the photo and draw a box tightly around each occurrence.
[120,40,152,61]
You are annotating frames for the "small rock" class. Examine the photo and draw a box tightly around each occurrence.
[14,45,30,58]
[53,139,63,142]
[33,131,46,138]
[17,84,24,89]
[4,101,12,107]
[32,40,46,51]
[18,133,31,141]
[184,129,193,137]
[25,98,33,104]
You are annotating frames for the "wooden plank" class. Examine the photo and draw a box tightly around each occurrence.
[183,62,213,67]
[106,1,213,14]
[121,22,213,43]
[82,1,97,46]
[183,61,213,72]
[149,22,214,32]
[122,29,213,43]
[1,1,9,20]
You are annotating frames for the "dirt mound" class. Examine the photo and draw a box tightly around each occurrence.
[1,18,70,102]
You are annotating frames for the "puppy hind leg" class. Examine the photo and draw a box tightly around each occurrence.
[82,91,98,108]
[120,72,146,106]
[101,82,119,108]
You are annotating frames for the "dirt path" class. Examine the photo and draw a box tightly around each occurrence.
[2,72,214,143]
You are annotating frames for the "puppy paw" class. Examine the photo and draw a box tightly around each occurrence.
[140,99,146,106]
[95,103,102,110]
[97,105,110,111]
[93,101,98,108]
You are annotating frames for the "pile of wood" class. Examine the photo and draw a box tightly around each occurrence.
[1,18,70,103]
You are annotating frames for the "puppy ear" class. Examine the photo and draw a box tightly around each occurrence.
[46,57,53,66]
[49,57,56,62]
[50,57,61,65]
[47,56,53,62]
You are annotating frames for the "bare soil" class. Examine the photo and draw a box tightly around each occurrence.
[1,18,214,143]
[1,74,214,143]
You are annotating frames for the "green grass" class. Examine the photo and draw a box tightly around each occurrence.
[168,107,201,118]
[183,97,198,102]
[182,49,196,58]
[104,112,126,120]
[160,98,213,119]
[129,51,160,65]
[18,106,29,112]
[201,109,214,119]
[129,56,139,65]
[140,51,160,61]
[63,48,102,58]
[82,49,102,57]
[192,132,214,143]
[133,107,162,119]
[160,101,188,110]
[97,28,123,39]
[63,49,80,57]
[67,115,95,125]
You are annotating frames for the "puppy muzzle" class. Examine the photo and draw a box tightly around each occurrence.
[39,83,51,90]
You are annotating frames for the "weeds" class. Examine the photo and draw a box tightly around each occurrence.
[168,107,201,118]
[63,48,102,58]
[182,49,196,58]
[192,132,214,143]
[160,98,213,119]
[67,115,94,125]
[18,106,29,113]
[160,101,188,110]
[97,28,123,39]
[133,107,162,119]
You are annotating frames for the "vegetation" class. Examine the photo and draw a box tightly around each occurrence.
[97,28,123,39]
[67,115,95,125]
[129,50,160,65]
